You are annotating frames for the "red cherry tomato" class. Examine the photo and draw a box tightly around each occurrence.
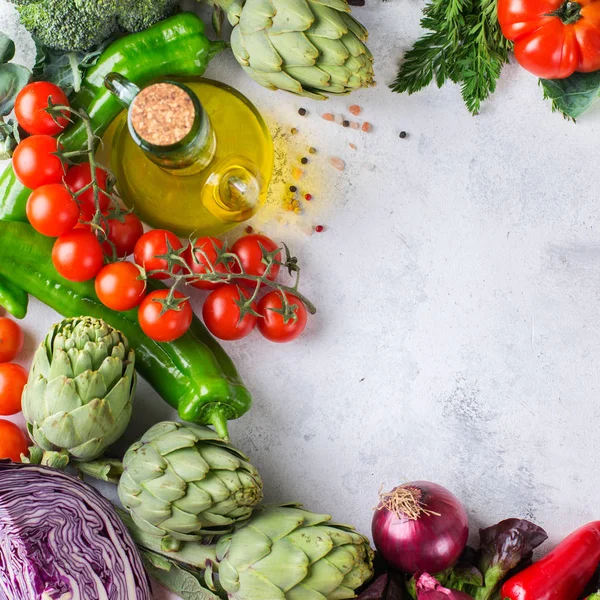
[0,420,29,462]
[26,184,80,237]
[0,318,24,363]
[14,81,70,135]
[202,285,257,341]
[12,135,65,190]
[95,262,146,312]
[64,163,110,221]
[138,290,192,342]
[231,234,281,286]
[134,229,183,280]
[0,363,28,416]
[52,229,104,282]
[103,213,144,258]
[184,236,229,290]
[257,291,308,343]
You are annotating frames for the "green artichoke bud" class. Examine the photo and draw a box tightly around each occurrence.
[118,421,263,551]
[215,0,374,99]
[213,503,375,599]
[22,317,136,463]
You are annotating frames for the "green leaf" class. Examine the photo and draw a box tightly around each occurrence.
[540,71,600,120]
[141,550,222,600]
[0,63,31,115]
[0,33,15,64]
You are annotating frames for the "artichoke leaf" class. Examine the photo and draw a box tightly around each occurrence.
[197,442,251,472]
[98,354,128,389]
[286,65,332,88]
[318,63,353,89]
[308,2,349,39]
[161,504,208,535]
[43,376,82,414]
[70,436,107,461]
[239,31,284,72]
[48,348,76,379]
[124,443,169,480]
[310,0,352,13]
[141,466,188,503]
[308,35,349,66]
[340,28,370,57]
[269,32,319,67]
[239,0,277,34]
[270,0,316,33]
[73,370,108,403]
[231,27,252,65]
[340,12,368,41]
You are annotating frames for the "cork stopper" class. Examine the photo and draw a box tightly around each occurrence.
[130,83,195,146]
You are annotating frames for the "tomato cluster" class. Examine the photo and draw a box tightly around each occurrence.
[10,82,309,345]
[0,318,30,463]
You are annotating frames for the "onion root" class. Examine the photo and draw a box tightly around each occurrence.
[376,485,441,521]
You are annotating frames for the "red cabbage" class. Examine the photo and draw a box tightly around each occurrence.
[0,462,151,600]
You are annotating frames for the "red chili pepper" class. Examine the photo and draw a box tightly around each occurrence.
[502,521,600,600]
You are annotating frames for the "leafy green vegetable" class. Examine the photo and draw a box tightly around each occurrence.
[391,0,513,115]
[32,37,114,97]
[0,32,31,116]
[541,71,600,121]
[0,117,20,160]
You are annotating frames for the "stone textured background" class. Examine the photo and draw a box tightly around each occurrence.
[3,0,600,597]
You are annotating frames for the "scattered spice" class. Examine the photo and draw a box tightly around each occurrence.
[315,225,324,233]
[283,197,302,213]
[349,105,362,116]
[130,83,194,146]
[308,147,317,154]
[304,193,312,201]
[321,113,334,122]
[342,120,350,128]
[399,131,408,139]
[291,167,303,179]
[349,143,357,150]
[350,122,359,130]
[334,114,344,124]
[300,157,308,165]
[245,225,253,234]
[298,108,307,116]
[361,122,372,133]
[330,157,345,171]
[290,127,298,135]
[289,185,297,193]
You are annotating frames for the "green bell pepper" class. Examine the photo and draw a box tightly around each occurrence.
[0,221,251,440]
[0,12,225,223]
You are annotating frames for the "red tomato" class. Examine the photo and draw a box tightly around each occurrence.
[202,285,257,341]
[138,290,192,342]
[64,164,110,221]
[95,262,146,311]
[0,420,29,462]
[257,291,308,343]
[103,213,144,258]
[14,81,70,135]
[26,184,80,237]
[231,234,281,286]
[52,229,104,282]
[498,0,600,78]
[184,237,229,290]
[134,229,183,280]
[0,318,24,363]
[0,363,28,416]
[12,135,65,190]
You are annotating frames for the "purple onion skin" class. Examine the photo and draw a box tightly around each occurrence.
[416,573,473,600]
[372,481,469,575]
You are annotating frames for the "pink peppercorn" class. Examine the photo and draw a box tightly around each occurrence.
[315,225,324,233]
[245,226,253,234]
[304,194,312,201]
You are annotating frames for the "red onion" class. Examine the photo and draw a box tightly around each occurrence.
[372,480,468,574]
[415,573,473,599]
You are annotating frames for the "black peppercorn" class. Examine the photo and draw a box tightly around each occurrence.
[298,108,307,116]
[300,157,308,165]
[399,131,408,139]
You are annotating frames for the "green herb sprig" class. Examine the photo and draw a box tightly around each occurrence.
[391,0,513,115]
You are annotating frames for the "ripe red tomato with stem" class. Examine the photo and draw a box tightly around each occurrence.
[64,163,110,221]
[52,229,104,282]
[14,81,70,135]
[12,135,65,189]
[231,234,281,286]
[202,285,258,341]
[184,236,230,290]
[0,363,28,416]
[102,213,144,258]
[138,290,192,342]
[0,420,29,462]
[134,229,183,280]
[95,262,146,312]
[0,318,24,363]
[257,291,308,343]
[26,184,80,237]
[498,0,600,78]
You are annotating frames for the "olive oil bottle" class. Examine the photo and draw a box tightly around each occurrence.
[104,74,273,237]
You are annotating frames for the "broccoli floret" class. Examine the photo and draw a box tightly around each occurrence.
[116,0,180,33]
[12,0,119,52]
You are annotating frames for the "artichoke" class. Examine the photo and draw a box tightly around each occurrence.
[118,421,263,550]
[22,316,136,464]
[213,504,375,599]
[215,0,374,99]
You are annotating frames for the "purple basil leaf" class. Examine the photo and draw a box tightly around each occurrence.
[357,574,389,599]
